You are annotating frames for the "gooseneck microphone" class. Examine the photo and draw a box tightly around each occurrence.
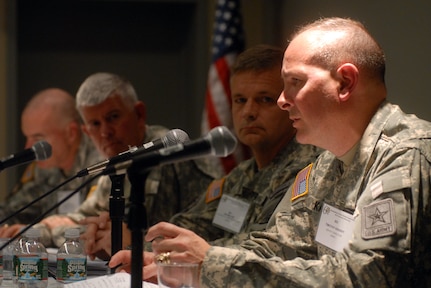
[0,141,52,172]
[103,126,237,176]
[76,129,189,177]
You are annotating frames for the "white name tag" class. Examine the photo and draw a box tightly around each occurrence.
[315,203,355,252]
[57,190,81,214]
[212,194,250,234]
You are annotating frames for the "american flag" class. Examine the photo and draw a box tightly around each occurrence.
[291,164,312,201]
[201,0,249,174]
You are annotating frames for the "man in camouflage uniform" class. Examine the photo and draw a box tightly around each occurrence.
[0,88,101,225]
[32,73,219,254]
[111,17,431,287]
[169,45,321,247]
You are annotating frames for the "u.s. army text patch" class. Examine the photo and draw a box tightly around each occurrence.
[361,198,396,239]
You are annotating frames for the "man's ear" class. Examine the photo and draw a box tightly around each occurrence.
[135,101,147,121]
[337,63,359,102]
[67,121,80,141]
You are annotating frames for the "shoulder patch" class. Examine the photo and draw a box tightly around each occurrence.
[361,198,396,239]
[20,162,36,184]
[205,178,225,204]
[291,163,313,201]
[85,185,98,200]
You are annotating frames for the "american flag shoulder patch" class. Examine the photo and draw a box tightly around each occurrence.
[20,162,36,184]
[291,163,313,201]
[205,178,226,203]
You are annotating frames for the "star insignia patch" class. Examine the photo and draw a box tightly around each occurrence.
[361,198,396,239]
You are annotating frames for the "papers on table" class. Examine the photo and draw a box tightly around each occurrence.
[63,273,158,288]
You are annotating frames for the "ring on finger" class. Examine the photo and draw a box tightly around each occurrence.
[155,252,171,264]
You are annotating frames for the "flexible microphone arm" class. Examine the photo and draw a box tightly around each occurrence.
[0,174,78,226]
[0,173,101,252]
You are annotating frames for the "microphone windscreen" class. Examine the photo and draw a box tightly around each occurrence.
[33,141,52,160]
[164,129,189,146]
[208,126,237,157]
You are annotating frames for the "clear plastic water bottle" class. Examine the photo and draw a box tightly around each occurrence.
[0,238,7,285]
[56,228,86,285]
[14,228,48,288]
[0,238,17,287]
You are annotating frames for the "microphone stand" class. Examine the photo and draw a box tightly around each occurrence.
[109,174,125,273]
[126,165,149,288]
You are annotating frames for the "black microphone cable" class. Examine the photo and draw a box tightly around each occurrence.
[0,174,79,226]
[0,172,102,251]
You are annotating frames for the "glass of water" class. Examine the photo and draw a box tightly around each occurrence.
[157,262,200,288]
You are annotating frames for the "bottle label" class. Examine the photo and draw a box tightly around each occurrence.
[57,257,87,282]
[16,255,48,281]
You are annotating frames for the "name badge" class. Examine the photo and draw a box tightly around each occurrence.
[212,194,250,234]
[57,190,81,214]
[315,203,355,253]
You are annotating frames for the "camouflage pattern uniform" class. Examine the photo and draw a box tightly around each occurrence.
[170,140,321,247]
[50,125,220,247]
[0,135,101,225]
[200,101,431,287]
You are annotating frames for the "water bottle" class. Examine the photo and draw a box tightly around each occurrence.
[0,238,16,287]
[56,228,86,285]
[14,228,48,288]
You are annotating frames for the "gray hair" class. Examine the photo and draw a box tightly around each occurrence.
[76,72,138,110]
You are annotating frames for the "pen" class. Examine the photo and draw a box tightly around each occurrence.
[106,262,123,274]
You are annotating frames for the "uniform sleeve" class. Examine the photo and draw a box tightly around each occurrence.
[1,164,59,224]
[149,160,215,226]
[170,180,230,241]
[201,148,431,287]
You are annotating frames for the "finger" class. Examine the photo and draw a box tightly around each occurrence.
[98,212,111,229]
[143,252,156,266]
[91,235,111,257]
[151,235,191,254]
[109,250,131,268]
[142,262,158,281]
[79,216,100,225]
[0,224,9,237]
[95,229,109,241]
[81,223,98,254]
[80,223,98,241]
[1,225,22,238]
[145,222,184,242]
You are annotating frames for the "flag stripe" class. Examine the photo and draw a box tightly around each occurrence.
[201,0,248,174]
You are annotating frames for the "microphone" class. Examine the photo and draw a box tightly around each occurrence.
[77,129,189,177]
[103,126,237,176]
[0,141,52,172]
